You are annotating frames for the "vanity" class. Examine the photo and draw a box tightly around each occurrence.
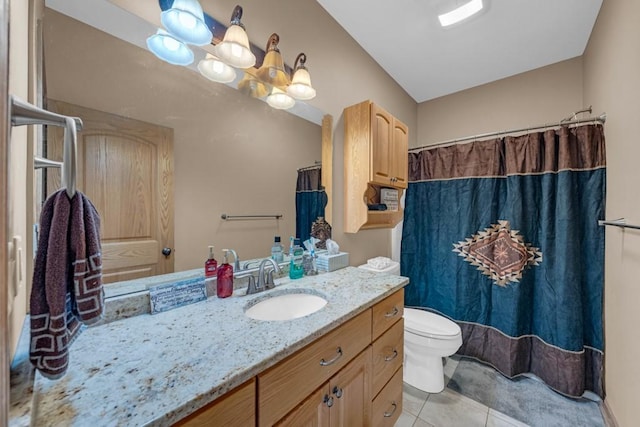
[24,266,408,426]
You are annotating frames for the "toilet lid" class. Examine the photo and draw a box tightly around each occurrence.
[404,308,461,338]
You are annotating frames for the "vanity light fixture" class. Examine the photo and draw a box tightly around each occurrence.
[147,29,194,65]
[438,0,483,27]
[198,53,237,83]
[287,53,316,101]
[215,5,256,69]
[238,71,270,98]
[161,0,212,46]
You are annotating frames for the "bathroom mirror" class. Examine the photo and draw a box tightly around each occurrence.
[40,1,330,296]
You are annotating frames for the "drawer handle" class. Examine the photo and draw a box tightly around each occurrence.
[324,394,334,408]
[332,386,343,399]
[320,347,343,366]
[384,349,399,362]
[385,306,399,318]
[383,402,398,418]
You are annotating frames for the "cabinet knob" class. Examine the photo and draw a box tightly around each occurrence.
[383,402,398,418]
[332,386,343,398]
[324,394,334,407]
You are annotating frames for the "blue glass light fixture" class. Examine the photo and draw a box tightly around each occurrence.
[146,29,194,66]
[161,0,213,46]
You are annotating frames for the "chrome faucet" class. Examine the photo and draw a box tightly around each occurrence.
[246,258,282,295]
[227,249,240,271]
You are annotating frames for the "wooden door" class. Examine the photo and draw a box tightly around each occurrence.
[390,119,408,188]
[276,384,331,427]
[370,103,393,186]
[46,100,174,284]
[329,347,372,427]
[175,380,255,427]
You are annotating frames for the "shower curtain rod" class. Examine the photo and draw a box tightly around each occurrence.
[297,162,321,172]
[408,113,606,152]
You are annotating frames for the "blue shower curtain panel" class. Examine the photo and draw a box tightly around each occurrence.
[401,125,606,398]
[295,168,327,242]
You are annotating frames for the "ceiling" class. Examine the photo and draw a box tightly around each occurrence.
[316,0,603,103]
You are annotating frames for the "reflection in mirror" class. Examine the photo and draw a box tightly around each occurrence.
[41,5,327,297]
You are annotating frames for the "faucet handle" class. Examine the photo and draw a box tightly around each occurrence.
[246,275,259,294]
[265,270,276,290]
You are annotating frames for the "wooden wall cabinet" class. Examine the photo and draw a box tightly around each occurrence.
[344,100,409,233]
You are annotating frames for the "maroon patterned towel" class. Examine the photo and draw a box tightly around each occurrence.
[30,189,103,379]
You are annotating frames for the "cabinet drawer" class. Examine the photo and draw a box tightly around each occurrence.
[174,379,255,427]
[371,367,403,427]
[372,289,404,340]
[258,309,372,427]
[372,318,404,397]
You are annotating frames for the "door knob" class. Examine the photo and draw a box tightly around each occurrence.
[162,247,172,257]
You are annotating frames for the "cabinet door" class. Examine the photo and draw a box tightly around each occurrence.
[370,103,393,186]
[329,347,372,427]
[390,119,408,188]
[276,384,331,427]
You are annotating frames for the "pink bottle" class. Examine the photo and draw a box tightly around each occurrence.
[204,245,218,278]
[216,249,234,298]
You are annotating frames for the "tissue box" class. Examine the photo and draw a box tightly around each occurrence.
[316,252,349,272]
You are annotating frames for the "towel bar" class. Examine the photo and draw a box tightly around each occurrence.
[221,214,283,220]
[598,218,640,230]
[10,96,81,198]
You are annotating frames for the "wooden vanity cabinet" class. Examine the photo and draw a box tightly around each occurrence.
[173,379,255,427]
[344,100,409,233]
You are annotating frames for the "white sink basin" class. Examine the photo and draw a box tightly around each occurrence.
[245,292,328,321]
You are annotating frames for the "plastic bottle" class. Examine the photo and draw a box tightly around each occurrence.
[204,245,218,278]
[271,236,284,263]
[289,238,304,279]
[216,249,234,298]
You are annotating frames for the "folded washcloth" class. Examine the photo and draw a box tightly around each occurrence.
[30,189,103,379]
[367,256,393,270]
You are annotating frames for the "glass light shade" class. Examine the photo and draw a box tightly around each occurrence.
[215,25,256,69]
[266,87,295,110]
[198,53,237,83]
[287,68,316,100]
[161,0,212,46]
[257,49,291,88]
[147,29,194,66]
[238,72,269,98]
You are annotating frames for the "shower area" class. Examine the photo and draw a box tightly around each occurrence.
[400,107,609,401]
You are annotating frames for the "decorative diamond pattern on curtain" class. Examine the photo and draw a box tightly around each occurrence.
[401,124,606,398]
[295,168,327,242]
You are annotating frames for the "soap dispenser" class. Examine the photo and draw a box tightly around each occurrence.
[204,245,218,278]
[217,249,234,298]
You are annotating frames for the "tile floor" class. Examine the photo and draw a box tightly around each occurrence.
[395,356,605,427]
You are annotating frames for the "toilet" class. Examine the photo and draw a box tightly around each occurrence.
[358,259,463,393]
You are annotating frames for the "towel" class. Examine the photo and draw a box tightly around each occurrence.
[367,256,393,270]
[30,189,103,379]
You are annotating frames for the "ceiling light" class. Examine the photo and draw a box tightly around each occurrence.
[256,33,291,88]
[438,0,483,27]
[266,87,295,110]
[287,53,316,101]
[161,0,212,46]
[146,29,194,66]
[215,5,256,69]
[198,53,237,83]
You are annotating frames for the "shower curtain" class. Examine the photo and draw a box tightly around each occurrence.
[401,124,606,398]
[296,167,327,242]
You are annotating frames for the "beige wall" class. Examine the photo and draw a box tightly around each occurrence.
[416,57,584,146]
[583,0,640,425]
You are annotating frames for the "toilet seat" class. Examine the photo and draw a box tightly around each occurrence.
[404,308,461,339]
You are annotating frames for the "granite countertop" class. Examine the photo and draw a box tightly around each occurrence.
[28,266,408,426]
